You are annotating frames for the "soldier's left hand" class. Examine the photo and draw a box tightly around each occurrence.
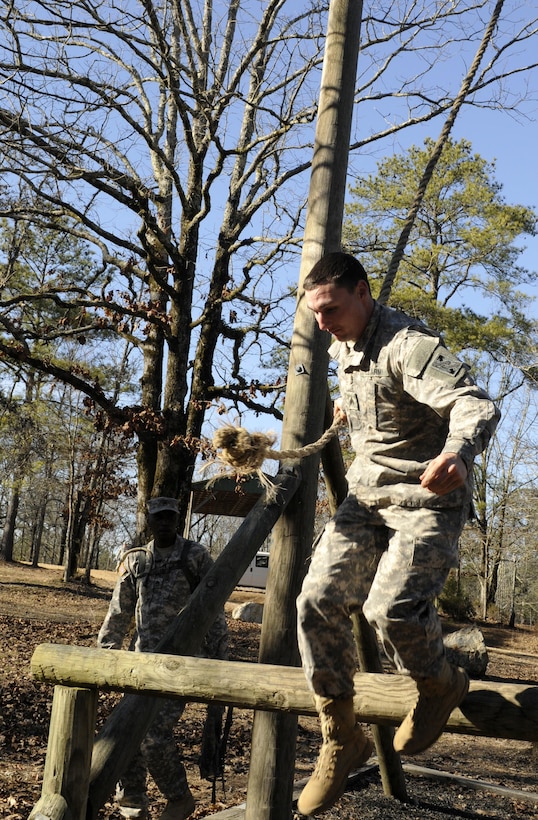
[334,397,347,425]
[419,453,467,495]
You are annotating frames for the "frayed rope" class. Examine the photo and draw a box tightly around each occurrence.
[200,418,343,496]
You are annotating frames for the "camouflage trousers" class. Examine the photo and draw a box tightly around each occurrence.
[297,495,468,699]
[117,697,188,803]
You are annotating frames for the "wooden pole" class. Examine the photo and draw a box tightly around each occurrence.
[351,613,408,799]
[31,644,538,743]
[245,1,363,817]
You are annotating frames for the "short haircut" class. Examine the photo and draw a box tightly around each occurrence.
[303,252,369,294]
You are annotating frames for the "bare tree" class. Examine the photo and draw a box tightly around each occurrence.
[461,360,538,620]
[0,0,536,533]
[0,215,137,569]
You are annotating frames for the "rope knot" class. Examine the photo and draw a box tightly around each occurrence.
[205,417,343,492]
[212,426,277,474]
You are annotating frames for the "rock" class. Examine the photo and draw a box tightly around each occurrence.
[444,625,489,677]
[232,601,264,624]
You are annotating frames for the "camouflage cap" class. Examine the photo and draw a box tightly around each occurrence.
[147,496,179,515]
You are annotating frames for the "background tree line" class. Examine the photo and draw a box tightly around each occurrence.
[0,0,537,623]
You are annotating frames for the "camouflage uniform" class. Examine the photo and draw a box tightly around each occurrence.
[297,301,500,699]
[98,536,228,805]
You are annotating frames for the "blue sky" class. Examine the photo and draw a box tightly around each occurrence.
[344,0,538,320]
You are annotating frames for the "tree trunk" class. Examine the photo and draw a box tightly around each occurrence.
[84,517,102,583]
[58,513,68,568]
[64,490,90,580]
[0,488,20,562]
[135,274,166,541]
[31,498,47,567]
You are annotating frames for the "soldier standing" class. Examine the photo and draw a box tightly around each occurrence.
[98,497,228,820]
[296,252,500,816]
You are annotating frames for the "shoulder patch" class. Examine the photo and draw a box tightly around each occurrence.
[407,336,439,377]
[428,348,467,381]
[119,547,153,580]
[407,336,467,383]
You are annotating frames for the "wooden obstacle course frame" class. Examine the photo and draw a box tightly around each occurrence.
[29,643,538,820]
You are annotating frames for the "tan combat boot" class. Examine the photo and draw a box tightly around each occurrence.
[393,661,469,755]
[297,696,373,817]
[157,789,195,820]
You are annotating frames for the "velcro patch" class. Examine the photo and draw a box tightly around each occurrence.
[426,348,466,382]
[407,336,440,377]
[407,336,466,384]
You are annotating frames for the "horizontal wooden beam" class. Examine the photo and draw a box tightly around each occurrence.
[31,643,538,742]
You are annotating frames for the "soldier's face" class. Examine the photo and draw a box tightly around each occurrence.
[305,281,373,342]
[148,510,179,541]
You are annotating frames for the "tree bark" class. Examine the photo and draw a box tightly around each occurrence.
[0,489,20,562]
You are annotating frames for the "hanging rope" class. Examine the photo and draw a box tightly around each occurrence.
[378,0,505,305]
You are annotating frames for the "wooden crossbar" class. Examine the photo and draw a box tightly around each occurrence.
[31,643,538,741]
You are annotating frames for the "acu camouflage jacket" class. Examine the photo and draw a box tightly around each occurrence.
[331,301,500,509]
[97,535,229,660]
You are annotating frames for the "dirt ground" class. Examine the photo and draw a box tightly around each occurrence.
[1,560,537,820]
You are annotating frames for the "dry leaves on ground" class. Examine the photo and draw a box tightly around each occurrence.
[1,561,537,820]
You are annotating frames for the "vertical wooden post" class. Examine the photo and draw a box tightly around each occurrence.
[245,1,363,817]
[30,685,98,820]
[351,613,408,800]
